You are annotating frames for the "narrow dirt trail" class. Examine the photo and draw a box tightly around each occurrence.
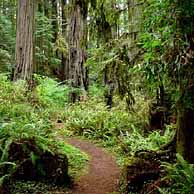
[67,137,121,194]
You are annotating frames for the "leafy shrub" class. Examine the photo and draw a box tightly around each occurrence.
[35,74,70,108]
[63,99,134,141]
[0,74,88,187]
[119,125,175,156]
[160,154,194,194]
[61,92,151,142]
[88,84,105,99]
[0,15,15,72]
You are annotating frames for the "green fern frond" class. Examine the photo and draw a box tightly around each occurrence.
[0,138,13,162]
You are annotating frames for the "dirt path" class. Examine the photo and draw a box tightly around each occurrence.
[66,138,121,194]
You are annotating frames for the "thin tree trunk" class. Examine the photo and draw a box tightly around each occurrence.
[44,0,49,17]
[13,0,35,81]
[61,0,69,81]
[51,0,58,42]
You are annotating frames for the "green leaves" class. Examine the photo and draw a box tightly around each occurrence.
[0,73,90,189]
[63,98,133,140]
[120,125,175,156]
[138,0,177,97]
[0,15,15,71]
[35,12,62,71]
[161,153,194,193]
[35,74,70,108]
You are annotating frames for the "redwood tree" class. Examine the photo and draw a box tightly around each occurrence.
[61,0,69,81]
[68,0,89,102]
[13,0,35,81]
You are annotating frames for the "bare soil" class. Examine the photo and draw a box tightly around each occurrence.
[66,137,121,194]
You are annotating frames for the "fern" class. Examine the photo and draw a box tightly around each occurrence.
[0,162,16,189]
[0,174,11,188]
[161,154,194,193]
[0,138,13,162]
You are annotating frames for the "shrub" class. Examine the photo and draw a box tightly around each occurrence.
[63,99,134,141]
[119,125,175,156]
[0,15,15,72]
[160,154,194,194]
[0,74,88,189]
[34,74,70,108]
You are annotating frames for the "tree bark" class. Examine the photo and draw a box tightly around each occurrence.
[13,0,35,81]
[174,0,194,162]
[44,0,50,17]
[51,0,58,43]
[69,0,88,102]
[61,0,69,81]
[177,74,194,162]
[127,0,142,63]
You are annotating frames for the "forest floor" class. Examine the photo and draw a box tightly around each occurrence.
[63,137,121,194]
[8,137,121,194]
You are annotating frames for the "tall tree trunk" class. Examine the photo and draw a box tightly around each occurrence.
[97,3,114,108]
[128,0,142,63]
[173,0,194,162]
[177,84,194,162]
[13,0,35,81]
[61,0,69,81]
[44,0,50,17]
[176,40,194,162]
[51,0,58,42]
[69,0,88,102]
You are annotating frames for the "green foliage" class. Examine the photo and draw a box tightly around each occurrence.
[35,13,62,73]
[160,154,194,194]
[93,0,120,24]
[140,0,194,94]
[63,99,139,141]
[0,15,15,71]
[138,0,174,95]
[54,33,68,56]
[35,11,69,76]
[0,74,88,186]
[119,125,175,156]
[86,36,135,107]
[62,91,151,140]
[88,84,105,99]
[89,0,121,42]
[34,74,70,108]
[87,0,138,108]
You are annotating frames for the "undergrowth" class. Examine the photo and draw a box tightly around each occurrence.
[0,74,88,190]
[34,74,70,108]
[8,180,71,194]
[58,89,175,166]
[119,124,175,157]
[0,73,179,193]
[159,154,194,194]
